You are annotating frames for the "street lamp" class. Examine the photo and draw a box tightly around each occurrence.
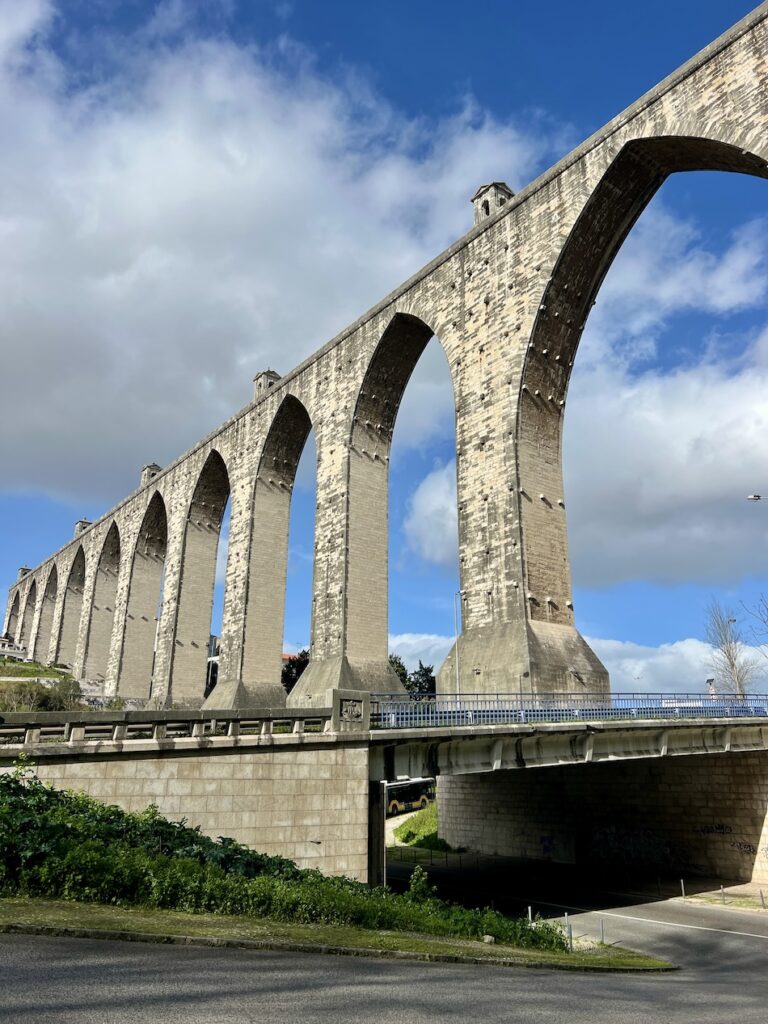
[453,590,465,698]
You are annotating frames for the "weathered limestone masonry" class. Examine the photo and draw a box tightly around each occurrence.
[6,4,768,706]
[0,698,376,880]
[30,746,371,879]
[5,707,768,884]
[438,752,768,884]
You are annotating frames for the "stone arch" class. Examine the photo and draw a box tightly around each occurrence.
[516,136,768,625]
[348,312,449,664]
[118,491,168,699]
[352,311,460,663]
[57,547,85,669]
[171,449,231,703]
[291,311,458,703]
[18,580,37,651]
[240,394,313,703]
[82,523,121,681]
[32,564,58,664]
[6,592,20,641]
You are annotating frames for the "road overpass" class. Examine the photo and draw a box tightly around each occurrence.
[3,691,768,887]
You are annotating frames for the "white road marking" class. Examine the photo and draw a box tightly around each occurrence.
[579,909,768,940]
[533,897,768,940]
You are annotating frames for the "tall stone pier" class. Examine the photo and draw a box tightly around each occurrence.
[6,4,768,706]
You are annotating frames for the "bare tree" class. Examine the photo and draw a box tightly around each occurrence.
[705,599,761,698]
[746,593,768,652]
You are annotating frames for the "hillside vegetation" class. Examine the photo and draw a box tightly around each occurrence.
[0,657,72,680]
[0,762,567,952]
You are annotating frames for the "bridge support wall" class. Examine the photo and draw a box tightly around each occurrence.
[438,751,768,883]
[29,744,373,881]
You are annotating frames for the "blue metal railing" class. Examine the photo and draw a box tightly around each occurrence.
[370,691,768,730]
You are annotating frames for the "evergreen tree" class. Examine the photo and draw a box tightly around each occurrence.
[281,649,310,694]
[406,660,435,696]
[388,653,409,688]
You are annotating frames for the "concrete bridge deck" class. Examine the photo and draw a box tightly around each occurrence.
[3,691,768,887]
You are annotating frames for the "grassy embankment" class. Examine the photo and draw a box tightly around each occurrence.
[0,657,71,679]
[0,762,672,969]
[393,803,451,851]
[0,659,82,712]
[0,897,672,969]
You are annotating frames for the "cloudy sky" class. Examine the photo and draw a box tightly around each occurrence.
[2,0,768,693]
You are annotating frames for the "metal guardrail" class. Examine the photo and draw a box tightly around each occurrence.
[370,692,768,730]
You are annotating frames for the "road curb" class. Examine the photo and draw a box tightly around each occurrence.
[0,922,676,972]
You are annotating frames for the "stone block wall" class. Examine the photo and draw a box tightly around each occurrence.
[438,751,768,883]
[30,743,373,881]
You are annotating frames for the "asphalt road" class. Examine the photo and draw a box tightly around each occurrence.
[2,895,768,1024]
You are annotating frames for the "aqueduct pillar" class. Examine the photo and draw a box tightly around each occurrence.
[6,4,768,706]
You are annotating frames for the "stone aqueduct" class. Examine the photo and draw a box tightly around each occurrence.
[6,4,768,709]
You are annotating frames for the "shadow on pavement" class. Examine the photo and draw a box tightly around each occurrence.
[385,845,741,919]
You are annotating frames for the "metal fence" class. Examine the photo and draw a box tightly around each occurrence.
[370,691,768,730]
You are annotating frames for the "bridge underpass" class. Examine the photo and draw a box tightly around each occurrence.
[3,692,768,888]
[372,705,768,888]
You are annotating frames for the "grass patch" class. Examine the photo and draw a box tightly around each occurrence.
[0,898,673,970]
[393,803,453,851]
[0,658,71,680]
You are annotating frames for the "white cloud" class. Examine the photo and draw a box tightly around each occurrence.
[387,628,766,697]
[403,460,458,569]
[564,202,768,588]
[589,635,768,695]
[391,338,456,454]
[389,632,453,673]
[0,5,558,507]
[582,209,768,363]
[0,0,51,59]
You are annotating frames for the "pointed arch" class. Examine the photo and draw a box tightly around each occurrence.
[347,313,451,668]
[171,450,230,702]
[517,136,768,624]
[6,592,20,642]
[118,492,168,699]
[525,138,768,390]
[82,523,121,681]
[57,547,85,669]
[18,580,37,651]
[241,395,313,699]
[32,564,58,664]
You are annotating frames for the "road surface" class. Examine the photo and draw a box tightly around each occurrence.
[2,895,768,1024]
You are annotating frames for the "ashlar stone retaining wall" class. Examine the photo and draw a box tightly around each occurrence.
[438,751,768,883]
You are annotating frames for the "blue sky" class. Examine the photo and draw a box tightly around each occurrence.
[2,0,768,692]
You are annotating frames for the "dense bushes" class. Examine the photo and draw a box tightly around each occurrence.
[0,762,567,951]
[0,676,82,712]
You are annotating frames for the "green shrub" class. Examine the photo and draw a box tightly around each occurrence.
[0,761,567,952]
[0,677,82,712]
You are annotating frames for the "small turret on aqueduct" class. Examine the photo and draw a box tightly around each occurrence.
[6,2,768,710]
